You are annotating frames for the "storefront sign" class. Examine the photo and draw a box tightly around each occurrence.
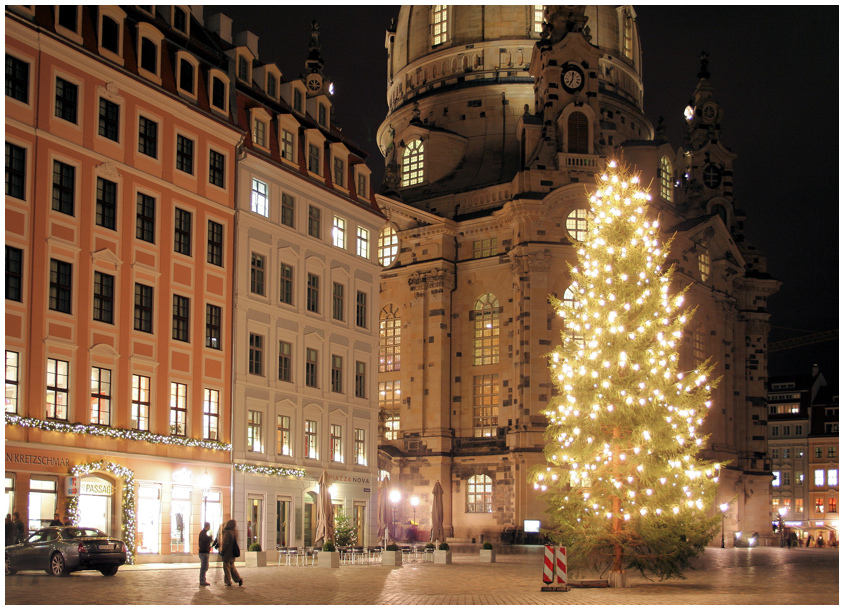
[5,451,70,467]
[65,476,80,496]
[328,474,371,485]
[80,480,114,496]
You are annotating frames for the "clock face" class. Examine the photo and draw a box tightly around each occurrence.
[307,75,322,92]
[702,103,717,121]
[561,66,584,93]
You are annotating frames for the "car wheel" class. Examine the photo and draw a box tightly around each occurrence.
[50,552,69,577]
[5,555,16,575]
[100,566,119,576]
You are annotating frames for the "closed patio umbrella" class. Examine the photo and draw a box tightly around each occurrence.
[376,476,393,546]
[313,470,335,549]
[430,480,445,545]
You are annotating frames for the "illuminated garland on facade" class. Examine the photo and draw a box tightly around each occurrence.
[234,462,307,478]
[5,414,231,452]
[67,460,136,564]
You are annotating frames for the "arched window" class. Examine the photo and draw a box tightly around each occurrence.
[432,5,448,46]
[621,8,633,59]
[562,286,584,347]
[566,208,589,242]
[698,249,710,282]
[473,294,499,365]
[567,112,588,154]
[711,204,728,225]
[533,5,545,33]
[466,474,493,513]
[401,139,424,186]
[377,226,399,267]
[660,156,673,202]
[379,305,401,372]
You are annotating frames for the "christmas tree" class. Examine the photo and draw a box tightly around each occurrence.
[534,160,722,584]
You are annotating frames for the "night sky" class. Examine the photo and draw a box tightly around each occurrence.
[224,5,839,388]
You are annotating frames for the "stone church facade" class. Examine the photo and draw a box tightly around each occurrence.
[373,5,779,544]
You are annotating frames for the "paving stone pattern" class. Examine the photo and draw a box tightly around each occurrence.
[5,547,838,605]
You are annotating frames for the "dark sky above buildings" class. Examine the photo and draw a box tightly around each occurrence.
[224,5,839,387]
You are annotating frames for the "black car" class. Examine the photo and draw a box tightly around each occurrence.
[5,526,127,576]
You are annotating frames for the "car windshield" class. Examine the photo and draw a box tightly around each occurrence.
[63,527,107,539]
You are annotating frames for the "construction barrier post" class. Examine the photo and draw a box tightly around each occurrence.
[555,545,568,585]
[542,544,555,584]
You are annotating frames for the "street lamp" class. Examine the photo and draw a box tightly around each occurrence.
[720,503,729,548]
[198,469,212,526]
[410,496,419,525]
[389,489,401,542]
[778,506,787,548]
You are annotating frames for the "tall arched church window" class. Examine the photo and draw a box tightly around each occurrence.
[401,139,424,187]
[567,112,589,154]
[659,156,673,202]
[432,6,448,46]
[533,6,545,33]
[621,9,633,59]
[473,293,500,365]
[377,226,399,267]
[379,305,401,372]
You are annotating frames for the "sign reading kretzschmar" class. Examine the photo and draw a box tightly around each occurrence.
[5,452,71,467]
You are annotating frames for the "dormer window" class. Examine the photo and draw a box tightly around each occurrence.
[208,69,229,115]
[308,144,321,175]
[318,103,327,127]
[101,17,119,53]
[267,74,277,99]
[176,54,198,98]
[249,107,271,151]
[137,23,164,84]
[238,55,250,83]
[254,119,266,147]
[172,6,188,34]
[57,5,78,32]
[98,6,126,64]
[293,89,303,113]
[141,39,156,72]
[278,115,298,165]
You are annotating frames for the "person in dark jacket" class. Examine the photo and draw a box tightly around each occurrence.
[220,519,243,587]
[49,513,62,526]
[198,522,212,586]
[12,512,25,544]
[5,514,16,546]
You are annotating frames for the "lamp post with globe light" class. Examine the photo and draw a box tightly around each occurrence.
[389,489,401,542]
[720,503,729,548]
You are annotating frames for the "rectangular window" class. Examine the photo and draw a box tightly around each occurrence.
[306,274,320,313]
[248,410,263,452]
[251,178,268,216]
[266,74,277,98]
[432,5,448,45]
[6,141,26,200]
[796,471,804,484]
[90,366,112,425]
[249,334,264,376]
[52,161,75,216]
[830,498,838,514]
[253,119,266,147]
[279,264,293,305]
[379,380,401,440]
[172,295,190,342]
[815,447,823,459]
[209,150,225,187]
[357,172,367,198]
[136,192,156,242]
[308,205,321,239]
[58,5,78,31]
[814,498,824,514]
[238,55,249,82]
[355,361,366,398]
[140,37,157,73]
[771,448,779,459]
[332,216,346,249]
[318,104,327,127]
[277,415,292,456]
[330,424,343,462]
[95,177,117,230]
[5,350,19,414]
[829,469,838,487]
[6,246,22,302]
[331,355,343,393]
[5,54,29,103]
[207,220,223,266]
[173,6,187,32]
[305,419,318,459]
[356,227,370,259]
[473,238,497,259]
[782,448,790,459]
[98,98,120,141]
[308,143,320,174]
[795,498,803,513]
[332,282,344,321]
[49,259,72,314]
[281,129,294,161]
[334,157,345,186]
[92,271,114,324]
[795,424,803,435]
[281,193,295,228]
[356,291,367,329]
[354,428,366,465]
[211,77,225,109]
[178,58,194,93]
[466,476,493,514]
[278,340,292,382]
[250,253,265,295]
[814,469,825,486]
[55,77,78,123]
[134,283,153,333]
[138,116,158,158]
[203,388,219,440]
[782,470,791,486]
[305,348,318,388]
[131,374,150,431]
[46,358,69,420]
[206,304,221,349]
[293,88,303,113]
[829,446,837,459]
[176,135,194,174]
[473,374,500,437]
[170,381,187,436]
[174,208,192,256]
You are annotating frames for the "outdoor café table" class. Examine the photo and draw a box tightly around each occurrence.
[367,547,382,563]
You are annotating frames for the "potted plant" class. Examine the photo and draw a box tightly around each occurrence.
[480,541,496,563]
[434,541,452,564]
[318,541,340,568]
[245,542,267,567]
[382,542,402,566]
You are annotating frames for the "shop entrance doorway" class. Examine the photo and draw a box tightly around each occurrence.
[78,476,114,535]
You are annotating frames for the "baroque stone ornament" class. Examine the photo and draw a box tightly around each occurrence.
[408,268,455,297]
[95,162,121,181]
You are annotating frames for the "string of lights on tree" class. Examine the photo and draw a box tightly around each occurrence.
[531,160,724,579]
[5,414,231,452]
[234,463,306,478]
[67,460,136,564]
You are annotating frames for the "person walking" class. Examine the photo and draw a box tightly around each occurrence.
[5,514,16,546]
[12,512,25,543]
[198,522,213,586]
[220,519,243,587]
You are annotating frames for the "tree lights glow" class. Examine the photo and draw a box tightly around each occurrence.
[533,160,722,581]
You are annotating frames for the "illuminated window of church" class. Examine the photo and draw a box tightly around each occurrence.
[473,374,499,437]
[693,323,705,365]
[379,304,401,372]
[473,293,500,366]
[622,9,633,59]
[533,6,544,33]
[401,139,424,186]
[379,380,401,440]
[659,156,673,202]
[432,6,448,46]
[567,112,588,154]
[698,250,710,282]
[562,286,584,347]
[473,238,497,259]
[377,226,399,267]
[566,208,589,242]
[466,474,493,513]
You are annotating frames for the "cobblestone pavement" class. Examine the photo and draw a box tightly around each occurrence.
[5,547,838,605]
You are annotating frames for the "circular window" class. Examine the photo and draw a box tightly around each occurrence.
[377,226,399,267]
[566,208,589,242]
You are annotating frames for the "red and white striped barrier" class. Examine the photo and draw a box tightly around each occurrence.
[542,545,555,584]
[555,545,568,585]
